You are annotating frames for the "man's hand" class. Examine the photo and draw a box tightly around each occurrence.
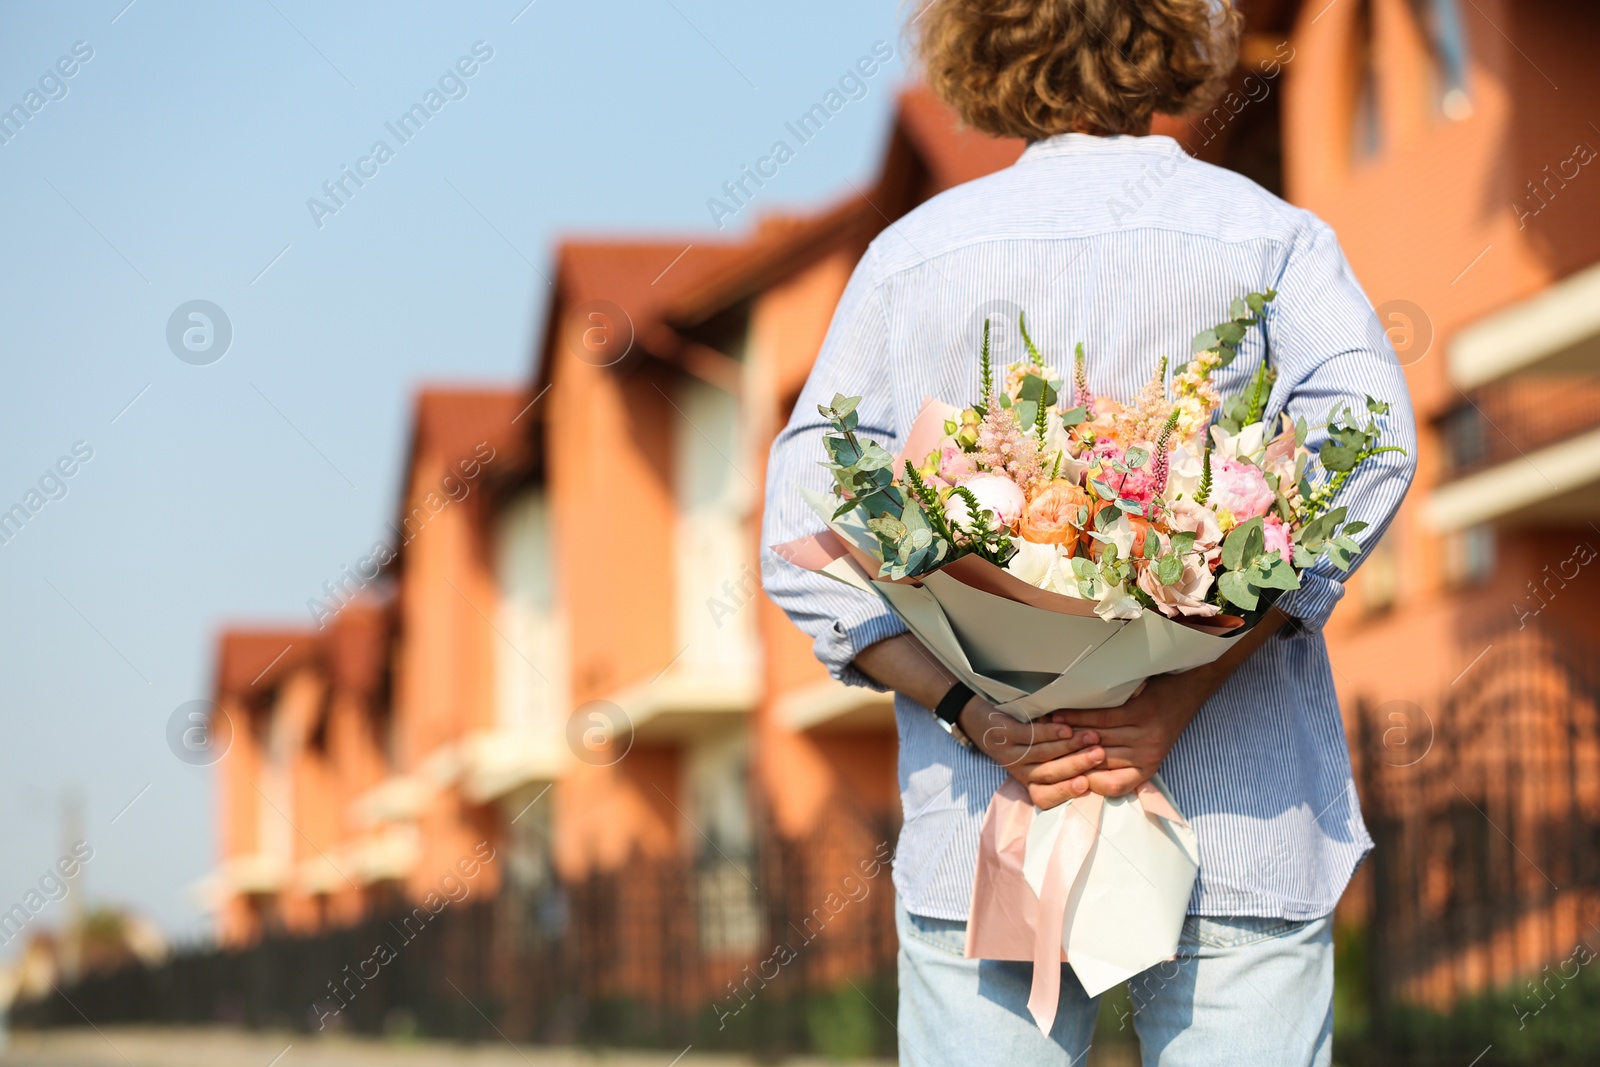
[1058,673,1205,797]
[1063,608,1291,797]
[958,696,1106,810]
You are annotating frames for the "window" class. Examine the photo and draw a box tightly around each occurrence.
[686,732,762,954]
[1416,0,1473,120]
[1442,525,1496,587]
[1438,403,1488,474]
[673,377,759,676]
[1362,529,1403,615]
[1351,0,1382,163]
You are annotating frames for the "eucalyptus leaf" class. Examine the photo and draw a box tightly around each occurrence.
[1319,443,1358,472]
[1218,571,1259,610]
[857,443,895,471]
[867,515,906,541]
[1222,516,1265,572]
[1254,557,1300,590]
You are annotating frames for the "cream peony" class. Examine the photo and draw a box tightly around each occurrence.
[945,472,1026,531]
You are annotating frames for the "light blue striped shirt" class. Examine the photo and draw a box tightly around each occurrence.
[761,132,1417,921]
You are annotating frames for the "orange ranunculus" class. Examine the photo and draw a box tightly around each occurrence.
[1020,480,1091,553]
[1085,498,1160,561]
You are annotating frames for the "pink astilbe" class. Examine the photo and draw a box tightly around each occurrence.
[1150,409,1182,495]
[975,393,1045,490]
[1112,358,1178,447]
[1073,343,1096,410]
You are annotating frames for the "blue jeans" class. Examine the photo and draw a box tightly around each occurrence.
[895,899,1333,1066]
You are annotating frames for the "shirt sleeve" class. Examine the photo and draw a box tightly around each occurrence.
[1262,217,1419,632]
[760,244,909,690]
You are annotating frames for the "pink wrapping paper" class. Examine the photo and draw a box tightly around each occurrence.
[964,779,1189,1033]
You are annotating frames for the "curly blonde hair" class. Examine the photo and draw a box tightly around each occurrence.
[913,0,1244,140]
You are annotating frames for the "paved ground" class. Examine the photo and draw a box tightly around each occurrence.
[0,1027,1144,1067]
[0,1029,897,1067]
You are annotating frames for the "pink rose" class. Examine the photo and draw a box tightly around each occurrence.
[1210,458,1274,521]
[1166,500,1223,552]
[1262,514,1294,564]
[1087,439,1159,505]
[938,440,977,484]
[1137,549,1221,618]
[946,472,1026,531]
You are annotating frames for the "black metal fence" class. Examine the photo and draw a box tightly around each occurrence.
[1348,624,1600,1064]
[21,629,1600,1062]
[11,805,901,1058]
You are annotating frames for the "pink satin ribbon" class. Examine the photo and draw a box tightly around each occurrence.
[965,779,1188,1034]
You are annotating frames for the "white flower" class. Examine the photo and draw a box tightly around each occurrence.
[1210,421,1266,463]
[945,472,1025,533]
[1006,539,1057,587]
[1089,511,1137,561]
[1165,443,1204,500]
[1005,540,1089,599]
[1094,583,1144,621]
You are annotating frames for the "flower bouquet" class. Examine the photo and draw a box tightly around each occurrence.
[772,292,1403,1028]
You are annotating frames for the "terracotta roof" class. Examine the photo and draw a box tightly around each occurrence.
[411,387,533,471]
[895,86,1026,195]
[214,629,315,699]
[323,599,391,697]
[536,85,1026,378]
[213,599,391,702]
[384,386,536,577]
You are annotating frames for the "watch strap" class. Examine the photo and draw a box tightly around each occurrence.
[934,680,975,727]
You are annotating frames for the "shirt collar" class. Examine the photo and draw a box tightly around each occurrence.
[1019,132,1182,161]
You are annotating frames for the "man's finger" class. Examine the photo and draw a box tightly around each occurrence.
[1083,767,1144,797]
[1075,725,1145,748]
[1056,707,1130,730]
[1023,747,1106,785]
[1029,776,1090,810]
[980,716,1071,748]
[997,733,1100,767]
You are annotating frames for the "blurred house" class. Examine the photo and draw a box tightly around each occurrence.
[190,0,1599,1039]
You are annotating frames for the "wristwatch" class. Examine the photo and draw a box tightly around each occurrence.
[933,680,977,748]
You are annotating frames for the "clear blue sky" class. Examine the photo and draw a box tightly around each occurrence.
[0,0,908,954]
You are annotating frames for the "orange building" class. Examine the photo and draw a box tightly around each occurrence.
[201,0,1600,1032]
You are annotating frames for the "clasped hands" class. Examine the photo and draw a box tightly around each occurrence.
[958,670,1209,810]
